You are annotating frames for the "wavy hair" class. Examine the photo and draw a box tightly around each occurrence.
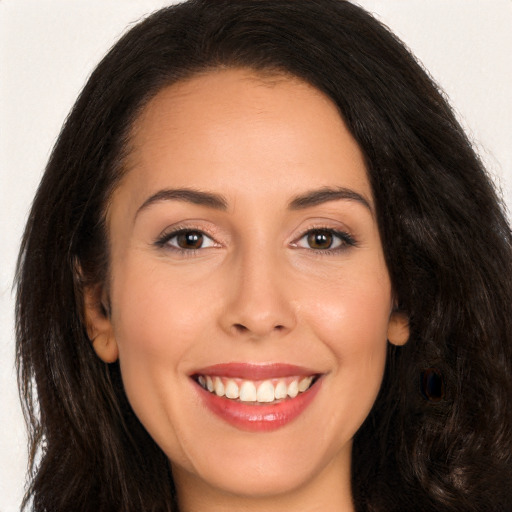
[16,1,512,510]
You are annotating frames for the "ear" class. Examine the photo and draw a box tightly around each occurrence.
[83,284,119,363]
[387,310,409,346]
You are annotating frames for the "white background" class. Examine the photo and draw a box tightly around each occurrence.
[1,1,511,510]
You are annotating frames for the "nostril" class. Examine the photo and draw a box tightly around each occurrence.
[232,323,286,334]
[233,323,249,333]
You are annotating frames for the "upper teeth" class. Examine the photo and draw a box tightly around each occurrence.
[197,375,314,403]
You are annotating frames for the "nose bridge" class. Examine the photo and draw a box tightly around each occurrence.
[221,237,295,338]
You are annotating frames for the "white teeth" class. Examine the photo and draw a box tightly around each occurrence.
[298,376,313,392]
[225,379,239,399]
[239,381,257,402]
[257,380,275,403]
[214,377,225,397]
[198,374,316,402]
[287,380,299,398]
[274,380,287,399]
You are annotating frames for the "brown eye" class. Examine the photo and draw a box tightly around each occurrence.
[157,228,216,252]
[307,230,334,249]
[294,228,355,252]
[175,231,204,249]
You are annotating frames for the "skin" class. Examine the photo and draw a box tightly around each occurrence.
[85,68,409,512]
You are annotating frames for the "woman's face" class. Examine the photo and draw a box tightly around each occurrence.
[87,69,408,507]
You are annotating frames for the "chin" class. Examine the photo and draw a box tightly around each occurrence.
[176,450,327,499]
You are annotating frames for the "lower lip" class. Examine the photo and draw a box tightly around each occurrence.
[196,378,322,432]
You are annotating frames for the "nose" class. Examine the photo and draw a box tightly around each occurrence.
[219,246,296,340]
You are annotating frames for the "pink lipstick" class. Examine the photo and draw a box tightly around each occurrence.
[192,363,322,432]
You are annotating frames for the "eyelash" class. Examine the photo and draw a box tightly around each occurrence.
[292,227,357,254]
[154,227,357,254]
[154,227,218,254]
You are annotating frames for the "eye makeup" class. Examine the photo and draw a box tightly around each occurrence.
[154,224,358,258]
[292,227,357,253]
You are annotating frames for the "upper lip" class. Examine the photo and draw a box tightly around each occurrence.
[191,362,319,380]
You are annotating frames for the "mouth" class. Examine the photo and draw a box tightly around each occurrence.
[194,374,318,404]
[191,363,323,431]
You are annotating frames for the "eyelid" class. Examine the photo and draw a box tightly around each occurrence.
[154,223,222,251]
[153,221,357,254]
[170,230,216,249]
[290,226,357,252]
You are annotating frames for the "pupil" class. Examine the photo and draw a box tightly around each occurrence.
[177,231,203,249]
[308,231,332,249]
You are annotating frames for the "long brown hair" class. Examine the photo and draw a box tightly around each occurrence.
[16,1,512,510]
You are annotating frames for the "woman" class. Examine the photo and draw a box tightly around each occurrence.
[15,1,512,511]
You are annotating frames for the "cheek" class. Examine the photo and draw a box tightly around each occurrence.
[110,257,213,359]
[107,257,210,415]
[107,257,217,460]
[304,268,392,346]
[302,266,392,395]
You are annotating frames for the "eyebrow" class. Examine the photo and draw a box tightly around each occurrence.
[135,188,228,218]
[288,187,372,213]
[135,185,372,219]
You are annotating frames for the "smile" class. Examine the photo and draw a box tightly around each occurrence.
[196,375,316,404]
[192,363,323,431]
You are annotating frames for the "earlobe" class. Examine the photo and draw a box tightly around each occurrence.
[387,311,409,346]
[83,285,119,363]
[91,332,119,363]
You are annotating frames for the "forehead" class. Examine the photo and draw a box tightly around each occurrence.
[117,68,371,209]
